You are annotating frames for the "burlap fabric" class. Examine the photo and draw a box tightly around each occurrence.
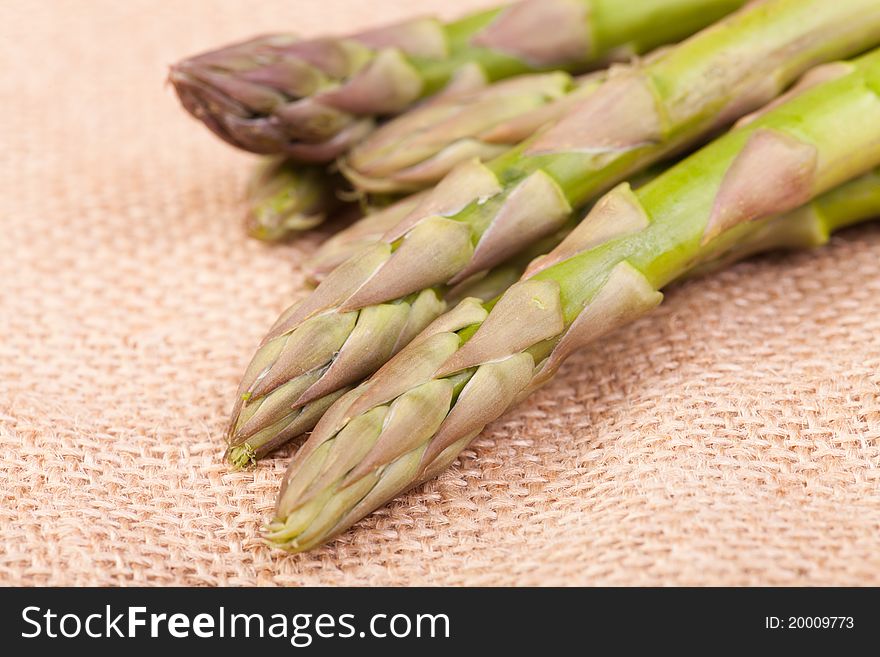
[2,0,879,586]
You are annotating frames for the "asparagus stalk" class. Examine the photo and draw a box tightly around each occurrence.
[306,162,665,284]
[169,0,747,161]
[227,0,880,465]
[268,49,880,551]
[245,159,349,241]
[341,71,599,194]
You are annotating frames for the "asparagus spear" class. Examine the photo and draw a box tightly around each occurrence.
[228,0,880,464]
[341,71,598,194]
[306,161,666,284]
[169,0,747,161]
[268,49,880,551]
[245,159,349,241]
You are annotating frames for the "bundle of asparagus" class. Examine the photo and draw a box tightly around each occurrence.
[224,0,880,468]
[268,48,880,552]
[234,1,749,241]
[169,0,880,554]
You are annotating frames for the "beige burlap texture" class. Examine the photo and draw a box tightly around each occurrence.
[2,0,879,586]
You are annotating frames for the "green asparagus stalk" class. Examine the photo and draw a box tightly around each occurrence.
[170,0,746,161]
[227,0,880,466]
[245,159,349,241]
[268,49,880,552]
[341,71,598,194]
[307,161,666,284]
[689,168,880,279]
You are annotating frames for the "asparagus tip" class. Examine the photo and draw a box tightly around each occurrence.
[226,443,257,470]
[263,522,306,552]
